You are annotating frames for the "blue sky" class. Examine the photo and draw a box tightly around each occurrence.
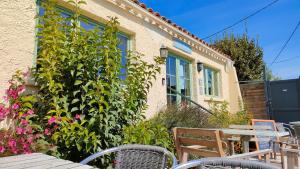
[140,0,300,79]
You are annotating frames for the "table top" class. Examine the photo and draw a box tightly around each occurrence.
[0,153,97,169]
[221,128,290,137]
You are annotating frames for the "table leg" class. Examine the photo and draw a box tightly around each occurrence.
[241,136,251,153]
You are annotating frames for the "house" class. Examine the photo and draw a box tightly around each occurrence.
[0,0,242,118]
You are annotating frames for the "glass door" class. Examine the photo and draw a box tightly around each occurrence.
[166,55,191,105]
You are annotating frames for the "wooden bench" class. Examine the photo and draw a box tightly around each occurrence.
[173,127,273,164]
[173,127,226,163]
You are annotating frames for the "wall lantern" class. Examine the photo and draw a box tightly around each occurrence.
[197,62,203,72]
[162,78,166,86]
[160,45,168,60]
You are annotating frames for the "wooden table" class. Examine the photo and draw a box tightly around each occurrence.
[0,153,97,169]
[221,128,290,153]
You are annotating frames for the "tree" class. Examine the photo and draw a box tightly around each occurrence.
[213,33,264,81]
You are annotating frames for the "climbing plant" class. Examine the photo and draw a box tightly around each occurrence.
[34,0,163,166]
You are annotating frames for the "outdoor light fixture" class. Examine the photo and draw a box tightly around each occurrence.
[162,78,165,86]
[160,45,168,60]
[197,62,203,72]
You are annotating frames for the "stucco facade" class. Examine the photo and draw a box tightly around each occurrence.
[0,0,242,118]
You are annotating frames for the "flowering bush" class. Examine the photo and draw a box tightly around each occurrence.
[34,0,163,166]
[0,70,50,157]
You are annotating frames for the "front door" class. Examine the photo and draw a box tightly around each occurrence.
[166,55,191,105]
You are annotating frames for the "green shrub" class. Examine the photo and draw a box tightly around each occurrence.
[150,105,212,131]
[208,101,251,128]
[34,0,163,166]
[123,121,174,152]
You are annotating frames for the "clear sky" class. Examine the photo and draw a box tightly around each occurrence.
[140,0,300,79]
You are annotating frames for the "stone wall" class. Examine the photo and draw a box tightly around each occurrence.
[240,82,268,119]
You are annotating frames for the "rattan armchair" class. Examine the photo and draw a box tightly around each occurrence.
[80,144,178,169]
[174,158,280,169]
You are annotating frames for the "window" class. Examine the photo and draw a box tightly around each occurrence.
[38,5,129,80]
[203,67,220,97]
[118,33,129,80]
[166,55,191,105]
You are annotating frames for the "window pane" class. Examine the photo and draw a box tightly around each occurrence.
[170,76,177,94]
[171,95,177,105]
[166,56,191,105]
[167,56,176,76]
[213,71,219,96]
[167,75,177,95]
[179,60,189,78]
[39,6,45,16]
[118,34,128,80]
[204,67,219,97]
[80,20,96,30]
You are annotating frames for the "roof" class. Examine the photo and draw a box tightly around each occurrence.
[129,0,231,59]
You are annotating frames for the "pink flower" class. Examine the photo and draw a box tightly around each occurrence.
[17,85,25,94]
[12,103,20,110]
[27,136,34,144]
[0,146,5,153]
[26,127,33,134]
[21,119,28,125]
[23,71,30,77]
[27,109,34,115]
[0,104,8,120]
[11,148,18,154]
[16,127,24,135]
[3,96,8,102]
[44,128,51,136]
[6,89,19,100]
[8,139,16,149]
[48,116,56,125]
[75,114,80,120]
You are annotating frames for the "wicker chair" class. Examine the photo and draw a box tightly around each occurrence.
[80,144,178,169]
[174,158,280,169]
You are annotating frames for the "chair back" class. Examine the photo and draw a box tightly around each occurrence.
[290,121,300,139]
[80,144,177,169]
[173,127,226,163]
[251,119,278,151]
[115,145,170,169]
[174,158,280,169]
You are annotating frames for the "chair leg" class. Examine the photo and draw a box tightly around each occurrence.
[181,152,188,163]
[264,153,270,163]
[230,141,235,155]
[287,151,296,169]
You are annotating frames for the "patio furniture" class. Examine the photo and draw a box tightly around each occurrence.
[289,121,300,144]
[281,148,300,169]
[173,158,280,169]
[228,124,274,153]
[0,153,96,169]
[80,144,177,169]
[221,125,289,153]
[276,123,296,144]
[173,127,273,164]
[173,127,227,163]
